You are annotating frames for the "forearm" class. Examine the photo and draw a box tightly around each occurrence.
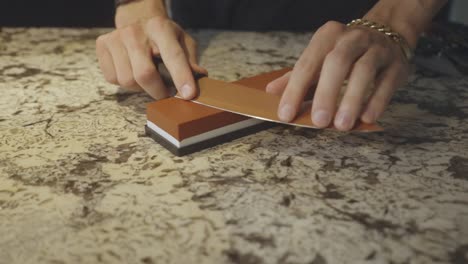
[115,0,169,28]
[364,0,448,48]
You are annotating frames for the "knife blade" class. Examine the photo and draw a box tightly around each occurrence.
[154,57,383,132]
[182,78,383,132]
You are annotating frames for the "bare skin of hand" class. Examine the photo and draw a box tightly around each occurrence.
[266,21,409,131]
[95,1,206,100]
[266,0,446,131]
[96,0,445,131]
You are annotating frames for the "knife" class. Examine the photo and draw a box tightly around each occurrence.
[154,57,383,132]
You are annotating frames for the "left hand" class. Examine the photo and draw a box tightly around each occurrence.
[266,20,410,131]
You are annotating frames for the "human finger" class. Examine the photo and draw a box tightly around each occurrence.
[361,61,409,123]
[146,17,197,99]
[182,34,208,75]
[334,46,390,130]
[310,29,372,128]
[106,31,142,91]
[96,33,118,85]
[266,71,291,95]
[277,21,346,122]
[121,25,169,99]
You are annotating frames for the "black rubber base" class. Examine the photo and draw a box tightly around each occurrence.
[145,122,275,156]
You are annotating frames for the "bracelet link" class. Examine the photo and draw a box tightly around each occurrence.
[347,18,413,62]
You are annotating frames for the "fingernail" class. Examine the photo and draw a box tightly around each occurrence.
[180,84,192,99]
[312,110,331,128]
[278,104,295,122]
[335,111,353,131]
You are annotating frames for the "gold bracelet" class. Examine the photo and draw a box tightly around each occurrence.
[347,19,413,62]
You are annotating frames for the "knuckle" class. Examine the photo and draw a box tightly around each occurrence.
[147,16,172,32]
[120,24,140,40]
[146,17,162,32]
[326,49,347,66]
[121,27,145,49]
[118,75,138,88]
[355,59,375,74]
[319,21,344,34]
[104,74,118,85]
[343,30,371,45]
[107,31,120,43]
[96,35,105,46]
[96,34,110,49]
[147,16,165,26]
[134,66,156,84]
[293,57,313,73]
[334,40,351,54]
[352,29,369,39]
[171,48,186,60]
[372,44,387,55]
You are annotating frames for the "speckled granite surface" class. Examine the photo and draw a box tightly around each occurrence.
[0,28,468,264]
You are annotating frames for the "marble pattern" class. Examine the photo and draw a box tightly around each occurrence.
[0,28,467,264]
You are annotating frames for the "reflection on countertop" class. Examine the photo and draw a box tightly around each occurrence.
[0,28,467,264]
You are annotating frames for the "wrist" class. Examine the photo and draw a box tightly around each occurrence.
[115,0,169,28]
[364,0,448,49]
[363,5,419,49]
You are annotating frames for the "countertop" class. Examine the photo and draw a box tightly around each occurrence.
[0,28,467,264]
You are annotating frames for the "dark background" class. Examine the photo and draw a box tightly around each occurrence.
[0,0,451,28]
[0,0,116,27]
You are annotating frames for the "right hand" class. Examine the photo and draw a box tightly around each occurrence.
[96,5,207,100]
